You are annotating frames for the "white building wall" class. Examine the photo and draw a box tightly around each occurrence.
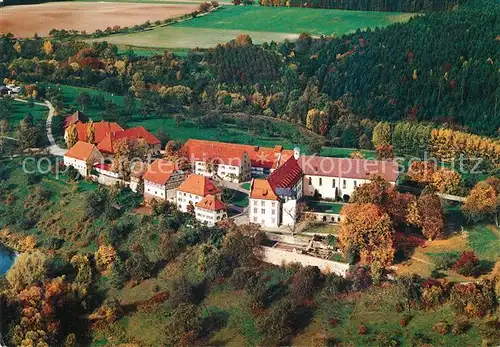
[195,208,226,226]
[63,157,88,177]
[303,175,372,200]
[176,191,204,212]
[144,180,166,200]
[249,198,281,227]
[193,157,251,183]
[282,199,297,226]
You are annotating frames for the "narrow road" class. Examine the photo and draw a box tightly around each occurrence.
[44,100,66,156]
[13,98,66,156]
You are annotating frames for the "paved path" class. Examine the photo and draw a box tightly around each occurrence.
[13,98,66,156]
[43,100,66,156]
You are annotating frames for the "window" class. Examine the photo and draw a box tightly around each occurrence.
[271,218,275,224]
[343,180,346,189]
[308,177,312,185]
[332,179,336,188]
[261,201,265,206]
[319,177,322,186]
[253,208,257,214]
[354,180,357,187]
[271,202,276,207]
[253,217,257,222]
[272,209,276,215]
[261,209,265,214]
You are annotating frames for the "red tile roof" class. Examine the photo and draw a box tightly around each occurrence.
[249,178,279,200]
[64,141,98,161]
[143,159,179,185]
[74,121,123,143]
[196,194,226,211]
[114,126,160,146]
[181,139,248,166]
[177,174,220,196]
[181,139,292,169]
[268,156,303,189]
[96,126,160,154]
[298,156,399,182]
[64,110,86,128]
[96,133,116,154]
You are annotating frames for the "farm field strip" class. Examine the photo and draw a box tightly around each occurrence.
[0,2,199,37]
[87,5,414,48]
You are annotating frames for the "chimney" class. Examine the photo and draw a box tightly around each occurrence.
[293,146,300,160]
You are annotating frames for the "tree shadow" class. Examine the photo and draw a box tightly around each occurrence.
[201,309,230,339]
[478,259,495,275]
[264,282,289,308]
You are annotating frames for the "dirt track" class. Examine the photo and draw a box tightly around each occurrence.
[0,2,198,37]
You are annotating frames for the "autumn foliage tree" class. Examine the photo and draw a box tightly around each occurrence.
[351,175,415,226]
[407,160,435,184]
[86,119,95,144]
[339,203,395,267]
[372,121,391,147]
[463,180,499,226]
[375,144,394,160]
[432,168,461,194]
[65,123,78,148]
[6,250,48,292]
[406,193,445,240]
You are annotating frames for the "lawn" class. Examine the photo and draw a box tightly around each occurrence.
[8,100,48,136]
[307,200,345,214]
[88,5,414,48]
[128,115,301,148]
[467,225,500,261]
[319,146,376,159]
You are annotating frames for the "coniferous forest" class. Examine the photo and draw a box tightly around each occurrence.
[259,0,465,12]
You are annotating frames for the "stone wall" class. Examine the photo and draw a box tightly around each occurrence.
[260,246,350,277]
[304,211,341,223]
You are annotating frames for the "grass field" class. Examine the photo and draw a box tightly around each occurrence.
[9,101,48,136]
[54,84,384,156]
[88,5,414,48]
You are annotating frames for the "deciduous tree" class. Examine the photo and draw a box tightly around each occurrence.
[339,203,395,267]
[463,181,498,225]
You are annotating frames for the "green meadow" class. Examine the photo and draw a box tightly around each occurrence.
[88,5,414,48]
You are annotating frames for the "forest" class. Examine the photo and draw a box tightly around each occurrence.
[258,0,465,12]
[0,0,498,144]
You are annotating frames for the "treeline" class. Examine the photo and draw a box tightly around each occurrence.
[1,0,69,6]
[259,0,464,12]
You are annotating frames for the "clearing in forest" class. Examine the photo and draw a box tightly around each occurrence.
[87,5,414,48]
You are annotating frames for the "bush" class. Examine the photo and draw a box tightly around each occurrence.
[450,282,496,318]
[42,237,64,250]
[257,298,298,346]
[291,265,322,302]
[347,265,372,291]
[432,321,450,335]
[164,303,201,346]
[323,273,351,296]
[124,251,153,282]
[245,274,268,309]
[452,319,469,335]
[229,267,257,290]
[452,251,481,276]
[432,252,460,270]
[421,279,448,309]
[168,275,195,309]
[358,324,368,335]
